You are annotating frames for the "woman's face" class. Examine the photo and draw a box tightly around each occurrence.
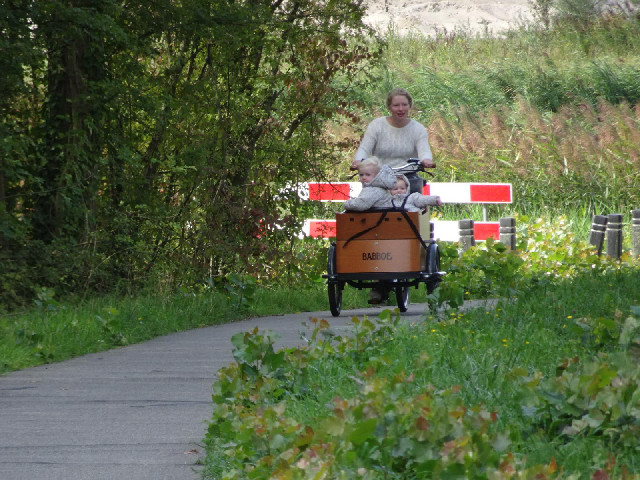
[388,95,410,122]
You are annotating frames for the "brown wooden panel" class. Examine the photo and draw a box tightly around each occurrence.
[336,212,425,241]
[336,239,425,273]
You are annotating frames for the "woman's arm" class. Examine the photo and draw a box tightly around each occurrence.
[414,122,435,168]
[352,119,381,170]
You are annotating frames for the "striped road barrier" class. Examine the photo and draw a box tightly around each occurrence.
[299,182,512,242]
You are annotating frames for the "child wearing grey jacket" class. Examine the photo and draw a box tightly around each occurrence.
[343,160,441,212]
[389,174,441,212]
[343,157,396,211]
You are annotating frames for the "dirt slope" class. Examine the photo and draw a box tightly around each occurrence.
[362,0,534,36]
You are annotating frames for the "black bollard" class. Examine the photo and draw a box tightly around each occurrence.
[458,219,475,253]
[499,217,516,250]
[632,210,640,258]
[589,215,608,256]
[606,213,623,259]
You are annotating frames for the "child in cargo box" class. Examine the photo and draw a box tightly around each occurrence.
[390,174,441,211]
[342,156,395,211]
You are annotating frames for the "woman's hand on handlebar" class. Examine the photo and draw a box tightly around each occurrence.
[421,158,436,169]
[350,159,362,171]
[407,158,435,169]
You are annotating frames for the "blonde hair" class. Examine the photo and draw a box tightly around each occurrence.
[386,88,413,108]
[359,156,381,172]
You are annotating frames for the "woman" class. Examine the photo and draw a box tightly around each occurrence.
[351,88,435,304]
[352,88,435,193]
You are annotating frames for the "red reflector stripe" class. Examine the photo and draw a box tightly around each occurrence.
[308,183,351,201]
[469,184,512,203]
[422,185,431,195]
[474,223,499,240]
[308,220,337,238]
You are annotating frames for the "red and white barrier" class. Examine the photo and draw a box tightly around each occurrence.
[297,182,361,202]
[302,219,501,242]
[302,219,338,238]
[422,183,512,204]
[299,181,511,241]
[298,182,511,204]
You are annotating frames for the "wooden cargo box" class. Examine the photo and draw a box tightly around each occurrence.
[336,211,429,241]
[335,211,429,274]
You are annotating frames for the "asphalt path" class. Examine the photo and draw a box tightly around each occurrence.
[0,301,488,480]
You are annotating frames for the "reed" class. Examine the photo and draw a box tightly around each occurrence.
[349,17,640,219]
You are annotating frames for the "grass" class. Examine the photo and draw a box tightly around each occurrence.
[203,265,640,478]
[0,282,373,374]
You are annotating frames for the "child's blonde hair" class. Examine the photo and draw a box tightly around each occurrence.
[359,156,381,173]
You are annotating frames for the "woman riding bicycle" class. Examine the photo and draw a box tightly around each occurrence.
[351,88,435,194]
[350,88,437,303]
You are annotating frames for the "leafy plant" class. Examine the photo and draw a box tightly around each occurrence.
[95,307,128,347]
[206,315,565,479]
[206,274,258,311]
[515,308,640,450]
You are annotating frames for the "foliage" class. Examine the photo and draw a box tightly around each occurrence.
[0,0,379,309]
[514,308,640,456]
[429,239,525,309]
[204,280,640,478]
[207,315,560,479]
[429,215,635,309]
[203,220,640,478]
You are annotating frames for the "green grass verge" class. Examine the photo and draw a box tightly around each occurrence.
[203,267,640,478]
[0,283,374,374]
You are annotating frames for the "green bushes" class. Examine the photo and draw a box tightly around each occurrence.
[0,0,379,309]
[203,293,640,477]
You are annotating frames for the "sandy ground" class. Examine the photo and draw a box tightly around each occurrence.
[362,0,534,36]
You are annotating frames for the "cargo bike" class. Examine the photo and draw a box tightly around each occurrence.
[323,159,445,317]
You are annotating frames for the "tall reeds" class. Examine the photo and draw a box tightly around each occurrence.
[426,97,640,213]
[361,16,640,217]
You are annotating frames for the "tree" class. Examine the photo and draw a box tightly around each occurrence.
[0,0,379,308]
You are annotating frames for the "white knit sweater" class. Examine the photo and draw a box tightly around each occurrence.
[354,117,432,168]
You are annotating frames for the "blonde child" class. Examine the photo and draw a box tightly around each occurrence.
[343,157,396,211]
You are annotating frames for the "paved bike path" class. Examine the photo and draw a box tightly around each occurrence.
[0,303,437,480]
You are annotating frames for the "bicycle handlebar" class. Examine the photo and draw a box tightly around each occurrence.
[392,158,435,177]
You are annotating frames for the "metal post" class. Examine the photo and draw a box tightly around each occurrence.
[632,210,640,258]
[499,217,516,250]
[589,215,608,256]
[458,219,475,254]
[430,221,435,240]
[606,213,623,259]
